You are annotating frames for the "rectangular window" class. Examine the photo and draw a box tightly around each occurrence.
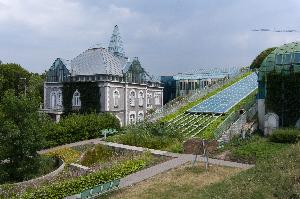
[283,53,291,65]
[294,52,300,63]
[275,54,283,65]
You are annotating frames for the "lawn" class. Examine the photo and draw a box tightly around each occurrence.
[103,134,299,199]
[212,134,289,164]
[101,162,242,199]
[199,142,300,199]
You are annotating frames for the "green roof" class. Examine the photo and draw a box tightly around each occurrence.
[259,42,300,80]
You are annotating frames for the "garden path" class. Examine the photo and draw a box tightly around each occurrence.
[39,138,254,194]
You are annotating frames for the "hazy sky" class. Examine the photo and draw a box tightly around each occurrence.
[0,0,300,75]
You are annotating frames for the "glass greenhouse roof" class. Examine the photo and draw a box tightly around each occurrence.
[188,72,258,114]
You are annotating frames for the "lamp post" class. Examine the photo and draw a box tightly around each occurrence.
[20,77,27,97]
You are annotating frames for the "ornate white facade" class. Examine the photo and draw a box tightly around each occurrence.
[43,25,163,125]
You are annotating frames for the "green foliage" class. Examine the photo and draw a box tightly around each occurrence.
[0,90,49,183]
[160,71,253,122]
[81,145,115,166]
[266,72,300,126]
[198,142,300,199]
[62,82,100,114]
[45,147,81,164]
[269,128,300,143]
[22,155,153,198]
[0,63,31,99]
[250,47,276,69]
[0,63,44,101]
[107,122,184,152]
[223,135,288,164]
[45,113,120,147]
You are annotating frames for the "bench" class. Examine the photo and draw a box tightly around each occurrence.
[75,179,120,199]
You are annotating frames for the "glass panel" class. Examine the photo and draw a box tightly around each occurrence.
[275,54,282,64]
[275,54,283,65]
[294,52,300,63]
[283,53,291,65]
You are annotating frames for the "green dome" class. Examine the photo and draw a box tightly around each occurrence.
[259,42,300,80]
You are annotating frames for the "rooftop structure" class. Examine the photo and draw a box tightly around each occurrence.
[258,41,300,134]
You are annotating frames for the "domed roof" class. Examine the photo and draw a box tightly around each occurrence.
[71,47,124,76]
[259,42,300,78]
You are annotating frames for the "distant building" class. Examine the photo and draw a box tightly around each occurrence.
[161,68,239,104]
[42,25,163,126]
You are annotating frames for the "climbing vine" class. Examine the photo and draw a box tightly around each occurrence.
[266,71,300,126]
[62,82,100,114]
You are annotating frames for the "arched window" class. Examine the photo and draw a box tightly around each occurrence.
[138,112,144,122]
[147,93,152,108]
[50,91,57,109]
[57,90,62,106]
[113,89,120,108]
[138,91,144,106]
[72,89,81,107]
[129,113,136,124]
[129,90,136,106]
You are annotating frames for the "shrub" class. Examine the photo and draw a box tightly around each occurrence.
[45,113,120,147]
[269,129,300,143]
[107,122,184,152]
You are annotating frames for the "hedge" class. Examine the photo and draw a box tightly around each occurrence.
[45,113,120,148]
[22,154,151,198]
[269,129,300,143]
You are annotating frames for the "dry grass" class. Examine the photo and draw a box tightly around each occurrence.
[102,162,242,199]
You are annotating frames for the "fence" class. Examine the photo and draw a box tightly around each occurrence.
[146,70,250,122]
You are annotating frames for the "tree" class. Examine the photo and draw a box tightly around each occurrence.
[0,63,45,102]
[250,47,276,69]
[0,90,48,183]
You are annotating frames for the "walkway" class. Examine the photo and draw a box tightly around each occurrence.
[119,154,192,188]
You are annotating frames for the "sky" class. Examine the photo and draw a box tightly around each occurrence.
[0,0,300,76]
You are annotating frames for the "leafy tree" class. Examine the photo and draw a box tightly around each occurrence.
[0,90,48,183]
[0,63,45,102]
[250,47,276,69]
[0,63,31,98]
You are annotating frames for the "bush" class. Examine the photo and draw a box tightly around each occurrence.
[107,122,184,152]
[45,113,120,147]
[269,129,300,143]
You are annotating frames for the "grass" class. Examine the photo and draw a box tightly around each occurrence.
[101,163,241,199]
[80,145,116,166]
[160,71,253,123]
[106,122,184,153]
[216,134,289,164]
[199,142,300,199]
[102,141,300,199]
[44,147,81,164]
